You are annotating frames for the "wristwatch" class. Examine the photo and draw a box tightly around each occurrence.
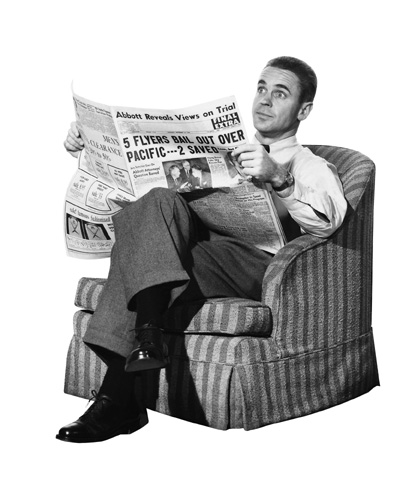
[274,171,294,192]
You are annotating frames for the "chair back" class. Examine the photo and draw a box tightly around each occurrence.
[306,145,375,212]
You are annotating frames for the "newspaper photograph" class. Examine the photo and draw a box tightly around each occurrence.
[64,93,286,258]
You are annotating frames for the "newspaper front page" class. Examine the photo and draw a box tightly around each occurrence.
[64,93,286,258]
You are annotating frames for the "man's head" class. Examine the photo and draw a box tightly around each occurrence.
[169,165,180,178]
[191,164,202,178]
[182,160,191,171]
[252,56,317,143]
[266,57,317,104]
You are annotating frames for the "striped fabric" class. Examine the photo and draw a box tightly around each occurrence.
[65,320,107,400]
[263,146,375,356]
[64,145,379,430]
[74,282,272,336]
[75,278,107,310]
[163,298,272,336]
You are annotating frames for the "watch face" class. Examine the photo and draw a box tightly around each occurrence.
[278,172,294,191]
[275,172,294,192]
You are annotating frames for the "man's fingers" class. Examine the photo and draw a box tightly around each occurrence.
[63,141,80,157]
[237,151,259,163]
[67,121,84,148]
[68,127,84,145]
[68,134,83,146]
[64,135,83,152]
[231,144,258,158]
[64,121,83,157]
[68,128,82,140]
[239,166,256,177]
[70,121,80,137]
[65,127,84,153]
[232,145,267,165]
[67,135,84,149]
[63,140,79,151]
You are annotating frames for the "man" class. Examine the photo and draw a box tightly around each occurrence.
[179,160,192,182]
[58,56,347,443]
[189,164,212,189]
[166,164,190,191]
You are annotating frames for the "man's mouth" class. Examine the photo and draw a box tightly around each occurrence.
[255,111,273,118]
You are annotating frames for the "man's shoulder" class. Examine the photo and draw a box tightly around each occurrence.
[292,145,329,165]
[291,146,340,184]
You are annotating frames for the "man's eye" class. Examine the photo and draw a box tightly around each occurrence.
[273,91,286,99]
[257,87,266,94]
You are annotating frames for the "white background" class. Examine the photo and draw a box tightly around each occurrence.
[2,0,414,488]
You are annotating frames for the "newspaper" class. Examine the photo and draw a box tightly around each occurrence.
[65,92,286,258]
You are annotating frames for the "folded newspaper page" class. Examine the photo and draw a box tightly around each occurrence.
[65,93,286,258]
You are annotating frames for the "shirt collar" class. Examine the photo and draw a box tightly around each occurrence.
[253,134,301,164]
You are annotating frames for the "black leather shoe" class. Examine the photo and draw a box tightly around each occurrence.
[125,322,169,373]
[56,391,148,443]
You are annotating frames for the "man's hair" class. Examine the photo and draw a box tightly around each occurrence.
[169,164,180,173]
[265,56,317,103]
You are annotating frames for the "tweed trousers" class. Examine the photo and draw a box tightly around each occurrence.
[83,187,273,361]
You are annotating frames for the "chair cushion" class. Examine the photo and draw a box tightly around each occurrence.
[75,277,273,337]
[163,298,272,336]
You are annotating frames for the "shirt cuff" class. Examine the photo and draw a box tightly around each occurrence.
[277,178,330,219]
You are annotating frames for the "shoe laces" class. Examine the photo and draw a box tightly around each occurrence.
[88,390,99,403]
[77,391,112,425]
[83,390,109,415]
[140,328,164,346]
[130,322,162,343]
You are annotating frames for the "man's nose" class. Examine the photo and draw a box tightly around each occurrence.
[260,93,272,106]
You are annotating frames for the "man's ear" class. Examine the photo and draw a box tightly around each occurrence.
[297,102,313,121]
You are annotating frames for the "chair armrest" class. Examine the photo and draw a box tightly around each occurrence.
[262,233,325,321]
[262,213,373,358]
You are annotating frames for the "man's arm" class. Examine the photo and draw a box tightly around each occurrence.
[232,144,347,238]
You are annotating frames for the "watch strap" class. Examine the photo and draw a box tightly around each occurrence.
[274,171,294,192]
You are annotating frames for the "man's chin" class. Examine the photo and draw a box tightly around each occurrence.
[253,112,274,127]
[253,120,274,136]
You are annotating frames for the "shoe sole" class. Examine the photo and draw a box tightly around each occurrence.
[55,412,149,443]
[124,355,169,373]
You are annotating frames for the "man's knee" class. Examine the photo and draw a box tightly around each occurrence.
[122,187,175,212]
[114,187,178,226]
[138,188,179,216]
[143,187,176,204]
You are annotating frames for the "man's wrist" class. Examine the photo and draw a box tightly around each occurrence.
[272,171,295,192]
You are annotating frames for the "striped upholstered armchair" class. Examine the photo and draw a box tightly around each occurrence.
[64,145,379,430]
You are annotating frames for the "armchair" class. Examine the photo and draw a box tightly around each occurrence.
[64,145,379,430]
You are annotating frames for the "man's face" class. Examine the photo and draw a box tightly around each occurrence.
[183,161,190,171]
[170,167,180,178]
[252,67,306,141]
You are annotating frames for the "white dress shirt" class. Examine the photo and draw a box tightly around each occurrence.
[253,135,348,238]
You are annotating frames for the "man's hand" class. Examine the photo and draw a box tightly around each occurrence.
[231,144,294,195]
[179,182,192,192]
[63,121,84,157]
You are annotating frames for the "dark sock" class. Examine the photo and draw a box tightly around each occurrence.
[98,355,136,406]
[130,284,174,326]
